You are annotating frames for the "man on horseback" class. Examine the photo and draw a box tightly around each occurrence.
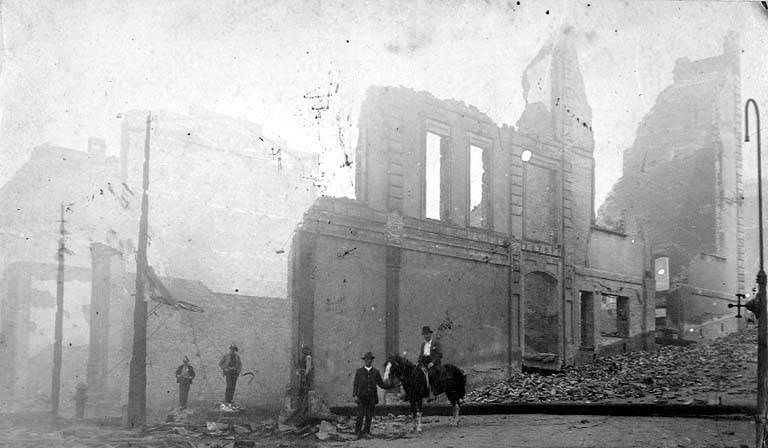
[417,326,443,400]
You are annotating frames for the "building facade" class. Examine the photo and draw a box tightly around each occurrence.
[290,28,655,405]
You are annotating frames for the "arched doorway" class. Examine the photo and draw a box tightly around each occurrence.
[523,271,559,358]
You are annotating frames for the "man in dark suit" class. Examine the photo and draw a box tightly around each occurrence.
[219,344,242,405]
[175,356,196,409]
[418,326,443,399]
[352,352,384,439]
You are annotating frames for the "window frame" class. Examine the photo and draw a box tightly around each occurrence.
[422,119,452,222]
[466,133,493,230]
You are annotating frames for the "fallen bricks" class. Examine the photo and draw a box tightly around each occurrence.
[465,328,758,405]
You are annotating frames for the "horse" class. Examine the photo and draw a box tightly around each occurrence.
[382,354,466,432]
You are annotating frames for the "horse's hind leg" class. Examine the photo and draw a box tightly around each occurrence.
[451,401,460,426]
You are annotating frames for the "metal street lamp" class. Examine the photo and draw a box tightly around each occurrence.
[744,98,768,448]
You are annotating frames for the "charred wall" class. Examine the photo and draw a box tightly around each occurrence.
[598,33,742,336]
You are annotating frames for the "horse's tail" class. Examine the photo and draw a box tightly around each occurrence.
[444,364,466,401]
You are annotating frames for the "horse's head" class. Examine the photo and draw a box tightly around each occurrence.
[383,353,411,387]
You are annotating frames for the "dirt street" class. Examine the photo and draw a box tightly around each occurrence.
[0,413,753,448]
[345,414,753,448]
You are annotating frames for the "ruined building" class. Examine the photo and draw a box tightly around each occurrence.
[599,33,743,340]
[742,180,760,289]
[0,139,123,409]
[289,28,655,405]
[0,110,317,412]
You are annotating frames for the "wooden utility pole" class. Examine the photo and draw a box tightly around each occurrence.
[51,202,66,416]
[126,112,151,428]
[745,99,767,448]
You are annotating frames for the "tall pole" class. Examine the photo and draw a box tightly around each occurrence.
[745,98,767,448]
[126,112,151,428]
[51,202,66,416]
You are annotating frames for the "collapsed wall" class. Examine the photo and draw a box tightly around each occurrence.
[598,32,743,339]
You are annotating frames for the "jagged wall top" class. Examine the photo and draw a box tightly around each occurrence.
[517,25,594,151]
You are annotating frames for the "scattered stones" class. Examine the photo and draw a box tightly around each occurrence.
[467,328,757,404]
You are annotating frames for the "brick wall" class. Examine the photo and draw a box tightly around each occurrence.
[354,86,512,232]
[107,284,291,410]
[291,199,513,404]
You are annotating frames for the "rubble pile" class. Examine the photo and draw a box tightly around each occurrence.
[467,328,757,404]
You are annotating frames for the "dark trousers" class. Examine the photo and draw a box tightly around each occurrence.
[224,373,238,403]
[75,399,86,419]
[420,360,443,395]
[355,398,375,435]
[179,381,191,408]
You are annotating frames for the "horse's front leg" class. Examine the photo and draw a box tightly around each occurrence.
[416,399,423,433]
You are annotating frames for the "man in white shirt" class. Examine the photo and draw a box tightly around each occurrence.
[417,326,443,399]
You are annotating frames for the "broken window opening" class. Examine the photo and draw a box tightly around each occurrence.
[469,144,488,228]
[425,131,443,220]
[616,296,630,337]
[599,294,630,340]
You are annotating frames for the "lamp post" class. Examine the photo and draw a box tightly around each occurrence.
[744,98,767,448]
[511,149,533,375]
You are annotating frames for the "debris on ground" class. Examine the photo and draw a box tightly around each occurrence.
[466,327,758,404]
[165,407,197,424]
[218,403,243,413]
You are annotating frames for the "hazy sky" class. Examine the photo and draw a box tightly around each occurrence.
[1,0,767,207]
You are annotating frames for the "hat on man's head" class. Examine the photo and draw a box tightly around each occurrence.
[302,346,312,354]
[229,344,239,352]
[361,352,375,360]
[421,326,433,335]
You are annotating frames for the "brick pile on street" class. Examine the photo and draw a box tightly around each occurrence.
[466,327,757,404]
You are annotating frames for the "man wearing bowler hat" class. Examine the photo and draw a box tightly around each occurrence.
[219,344,242,405]
[352,352,384,439]
[418,326,443,400]
[175,356,196,409]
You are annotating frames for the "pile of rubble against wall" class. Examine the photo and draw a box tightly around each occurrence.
[466,327,756,404]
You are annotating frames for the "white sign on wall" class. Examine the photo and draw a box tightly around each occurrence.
[655,257,670,292]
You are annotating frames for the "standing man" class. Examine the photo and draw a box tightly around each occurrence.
[352,352,384,439]
[298,346,314,394]
[175,356,196,409]
[418,326,443,399]
[219,344,242,405]
[74,383,88,419]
